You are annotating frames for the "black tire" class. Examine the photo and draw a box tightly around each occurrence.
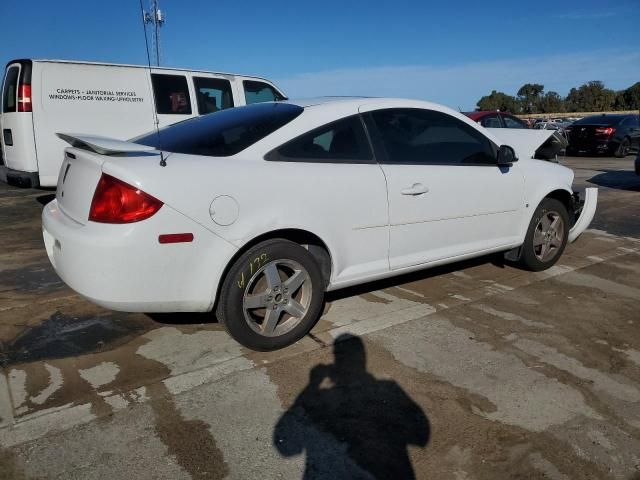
[614,137,630,158]
[519,198,570,272]
[216,239,325,351]
[564,146,576,157]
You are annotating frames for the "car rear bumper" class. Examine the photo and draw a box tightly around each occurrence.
[568,187,598,243]
[5,168,40,188]
[568,139,614,154]
[42,199,237,312]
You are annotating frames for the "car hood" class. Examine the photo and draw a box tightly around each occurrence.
[486,128,566,161]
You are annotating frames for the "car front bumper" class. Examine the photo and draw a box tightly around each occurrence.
[568,187,598,243]
[42,199,237,312]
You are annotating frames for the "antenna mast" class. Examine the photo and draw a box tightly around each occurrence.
[143,0,165,66]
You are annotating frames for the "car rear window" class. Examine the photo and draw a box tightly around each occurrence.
[574,115,624,126]
[134,102,303,157]
[2,66,19,113]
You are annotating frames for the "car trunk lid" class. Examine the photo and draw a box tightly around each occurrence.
[55,133,158,224]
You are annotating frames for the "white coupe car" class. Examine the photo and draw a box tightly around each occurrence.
[42,98,597,350]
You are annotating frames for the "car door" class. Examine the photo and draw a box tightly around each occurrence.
[625,115,640,148]
[362,106,525,270]
[266,114,390,284]
[479,113,502,128]
[502,114,527,129]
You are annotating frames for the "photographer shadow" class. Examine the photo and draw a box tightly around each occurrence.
[274,334,430,479]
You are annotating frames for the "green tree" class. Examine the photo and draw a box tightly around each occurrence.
[539,91,565,113]
[565,81,615,112]
[622,82,640,110]
[517,83,545,113]
[614,91,627,110]
[476,90,520,113]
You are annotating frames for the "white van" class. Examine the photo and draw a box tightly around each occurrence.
[0,59,287,187]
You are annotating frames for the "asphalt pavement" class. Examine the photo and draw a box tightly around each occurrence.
[1,155,639,479]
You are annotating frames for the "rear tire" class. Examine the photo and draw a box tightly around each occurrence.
[216,239,325,351]
[519,198,569,271]
[614,137,630,158]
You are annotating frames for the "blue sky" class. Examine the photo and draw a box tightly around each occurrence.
[1,0,639,110]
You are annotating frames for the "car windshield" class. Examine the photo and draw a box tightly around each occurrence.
[134,102,303,156]
[573,115,625,126]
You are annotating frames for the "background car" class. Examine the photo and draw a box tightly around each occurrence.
[565,114,640,157]
[464,111,529,129]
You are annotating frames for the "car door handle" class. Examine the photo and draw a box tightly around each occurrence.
[401,183,429,195]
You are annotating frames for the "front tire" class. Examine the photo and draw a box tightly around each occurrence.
[216,239,325,351]
[519,198,569,271]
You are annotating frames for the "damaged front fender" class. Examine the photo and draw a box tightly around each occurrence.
[569,187,598,243]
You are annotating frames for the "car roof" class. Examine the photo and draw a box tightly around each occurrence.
[285,96,461,114]
[577,113,638,124]
[284,97,372,108]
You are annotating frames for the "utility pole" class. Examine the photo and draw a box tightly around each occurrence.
[144,0,165,66]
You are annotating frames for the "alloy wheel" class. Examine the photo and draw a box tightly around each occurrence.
[533,211,565,262]
[242,260,312,337]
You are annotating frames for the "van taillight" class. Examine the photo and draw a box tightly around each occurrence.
[17,84,32,112]
[89,174,163,223]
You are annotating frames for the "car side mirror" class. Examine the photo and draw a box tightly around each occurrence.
[497,145,518,165]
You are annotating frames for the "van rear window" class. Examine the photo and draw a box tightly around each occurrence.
[134,102,303,157]
[2,66,19,113]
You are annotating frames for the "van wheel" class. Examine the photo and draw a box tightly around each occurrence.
[217,239,325,351]
[614,137,630,158]
[519,198,569,271]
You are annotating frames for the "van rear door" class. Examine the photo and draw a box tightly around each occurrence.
[1,60,39,187]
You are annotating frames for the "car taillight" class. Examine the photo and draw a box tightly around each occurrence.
[17,84,32,112]
[595,127,615,136]
[89,174,163,223]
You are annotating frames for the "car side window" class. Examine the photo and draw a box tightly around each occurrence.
[151,74,192,115]
[370,108,496,165]
[480,114,502,128]
[502,115,526,129]
[193,77,234,114]
[269,115,373,163]
[244,80,285,105]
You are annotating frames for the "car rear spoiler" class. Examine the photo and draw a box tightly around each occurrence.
[56,133,158,155]
[486,129,567,161]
